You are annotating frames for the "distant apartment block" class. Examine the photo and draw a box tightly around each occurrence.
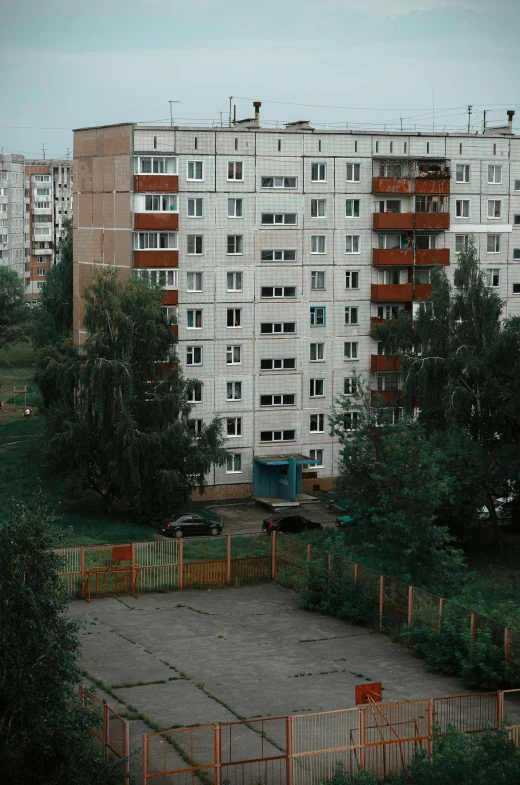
[72,106,520,499]
[0,154,25,280]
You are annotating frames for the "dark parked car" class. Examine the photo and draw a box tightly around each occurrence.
[161,514,223,538]
[262,512,322,534]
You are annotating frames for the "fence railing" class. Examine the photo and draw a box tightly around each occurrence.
[79,685,130,782]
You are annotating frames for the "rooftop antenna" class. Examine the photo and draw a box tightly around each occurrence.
[42,143,46,160]
[229,96,233,126]
[431,82,435,132]
[467,105,472,133]
[483,110,488,133]
[169,100,180,127]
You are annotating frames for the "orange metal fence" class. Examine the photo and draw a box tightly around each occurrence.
[79,685,130,782]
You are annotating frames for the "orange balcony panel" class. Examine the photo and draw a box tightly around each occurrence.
[133,250,178,268]
[371,284,413,301]
[373,248,414,266]
[415,213,450,230]
[414,283,433,300]
[370,355,402,372]
[373,212,415,230]
[161,290,178,306]
[371,316,386,326]
[415,178,450,195]
[373,177,414,194]
[133,213,178,230]
[416,248,450,266]
[370,390,403,406]
[133,175,178,193]
[171,324,179,339]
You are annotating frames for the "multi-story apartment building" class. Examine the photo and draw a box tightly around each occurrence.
[24,159,73,303]
[0,154,26,280]
[72,107,520,500]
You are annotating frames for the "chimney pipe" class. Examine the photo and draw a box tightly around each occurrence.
[253,101,261,124]
[507,109,515,130]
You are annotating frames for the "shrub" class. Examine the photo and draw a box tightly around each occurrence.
[320,762,377,785]
[301,558,374,625]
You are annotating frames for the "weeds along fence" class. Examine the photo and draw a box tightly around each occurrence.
[79,685,130,783]
[272,533,520,673]
[55,533,272,600]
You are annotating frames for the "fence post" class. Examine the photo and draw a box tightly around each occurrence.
[286,715,293,785]
[123,720,130,784]
[131,542,136,595]
[379,575,385,631]
[408,586,414,627]
[142,733,148,785]
[505,627,511,668]
[214,724,222,785]
[427,699,434,758]
[271,531,277,580]
[497,691,504,724]
[226,535,231,584]
[354,563,359,584]
[358,707,365,769]
[439,598,445,631]
[470,612,477,641]
[178,538,183,591]
[80,547,85,598]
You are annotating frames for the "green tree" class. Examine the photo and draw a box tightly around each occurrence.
[0,267,27,351]
[0,498,121,784]
[330,379,465,589]
[37,267,225,516]
[31,218,73,348]
[374,240,520,544]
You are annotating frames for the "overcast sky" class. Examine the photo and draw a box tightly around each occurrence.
[1,0,518,159]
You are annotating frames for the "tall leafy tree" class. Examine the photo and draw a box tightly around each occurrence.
[374,240,520,543]
[0,498,121,784]
[37,267,225,515]
[31,218,73,348]
[0,267,27,351]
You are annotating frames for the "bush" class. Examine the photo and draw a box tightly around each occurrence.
[301,558,374,625]
[320,762,377,785]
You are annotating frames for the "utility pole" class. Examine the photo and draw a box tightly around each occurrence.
[220,112,223,127]
[467,105,472,133]
[400,116,403,132]
[42,143,46,160]
[169,100,180,127]
[229,96,233,127]
[483,110,488,133]
[66,148,70,159]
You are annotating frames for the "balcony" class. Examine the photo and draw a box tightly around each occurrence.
[134,175,178,193]
[416,248,450,266]
[416,177,450,195]
[133,250,179,268]
[373,177,414,194]
[414,283,433,300]
[161,290,179,306]
[371,284,413,301]
[415,213,450,230]
[32,247,52,255]
[372,212,414,231]
[370,390,403,406]
[33,207,53,216]
[370,316,386,326]
[133,213,178,231]
[370,355,402,372]
[372,249,414,266]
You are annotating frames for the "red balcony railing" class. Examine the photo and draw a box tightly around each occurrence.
[414,283,433,300]
[415,178,450,194]
[416,248,450,266]
[372,249,414,266]
[372,177,414,194]
[133,250,179,268]
[372,213,414,231]
[134,213,178,230]
[134,175,178,193]
[371,284,413,302]
[370,355,402,372]
[415,213,450,230]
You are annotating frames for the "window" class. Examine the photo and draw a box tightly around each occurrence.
[36,269,46,276]
[344,342,359,360]
[228,198,243,218]
[346,199,360,217]
[310,378,324,397]
[261,286,296,298]
[187,272,202,292]
[344,412,359,431]
[187,161,203,180]
[260,394,296,406]
[186,346,202,366]
[137,156,177,174]
[311,199,326,217]
[376,199,402,214]
[310,306,326,326]
[311,235,326,254]
[513,284,520,294]
[311,271,325,290]
[33,175,50,182]
[345,235,360,254]
[226,345,242,364]
[515,180,520,192]
[260,358,296,370]
[514,249,520,261]
[187,310,202,329]
[228,161,243,180]
[311,163,327,182]
[487,235,501,253]
[488,165,502,184]
[346,163,360,182]
[310,343,325,362]
[227,235,243,254]
[260,430,295,443]
[344,377,356,396]
[226,453,242,473]
[309,449,324,468]
[261,213,297,225]
[515,215,520,226]
[261,249,296,262]
[187,198,203,218]
[187,235,203,254]
[456,164,470,183]
[134,269,178,289]
[415,235,437,250]
[488,200,501,219]
[227,272,242,291]
[415,268,430,284]
[227,308,241,327]
[227,381,242,401]
[189,419,203,436]
[261,176,296,188]
[144,195,177,212]
[226,418,242,437]
[455,235,470,253]
[36,188,50,196]
[455,200,470,219]
[344,307,359,325]
[164,306,178,322]
[134,232,178,250]
[310,414,325,433]
[37,282,45,290]
[378,234,406,250]
[345,271,359,289]
[377,305,403,320]
[486,269,500,287]
[260,322,295,334]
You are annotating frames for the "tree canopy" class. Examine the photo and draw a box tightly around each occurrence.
[31,218,73,348]
[0,267,27,351]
